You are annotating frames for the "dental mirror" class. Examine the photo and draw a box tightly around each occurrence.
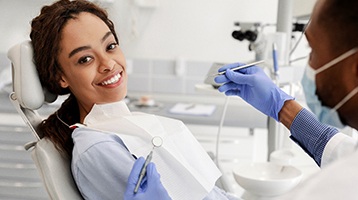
[134,136,163,193]
[152,136,163,148]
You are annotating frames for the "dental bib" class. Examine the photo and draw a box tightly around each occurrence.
[83,101,221,200]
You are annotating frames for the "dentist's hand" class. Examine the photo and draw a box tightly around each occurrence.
[214,63,294,121]
[124,157,171,200]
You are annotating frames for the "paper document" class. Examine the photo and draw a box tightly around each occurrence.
[169,103,216,116]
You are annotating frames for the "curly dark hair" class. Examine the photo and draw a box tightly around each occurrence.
[30,0,119,156]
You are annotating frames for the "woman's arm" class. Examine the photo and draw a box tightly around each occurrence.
[72,128,135,200]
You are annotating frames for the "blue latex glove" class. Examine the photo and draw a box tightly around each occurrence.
[214,62,294,121]
[124,157,171,200]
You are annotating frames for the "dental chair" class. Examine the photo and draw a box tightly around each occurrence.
[7,41,83,200]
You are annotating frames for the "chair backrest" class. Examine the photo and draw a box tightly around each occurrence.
[7,41,83,200]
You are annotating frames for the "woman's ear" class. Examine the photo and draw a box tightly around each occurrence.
[59,75,69,88]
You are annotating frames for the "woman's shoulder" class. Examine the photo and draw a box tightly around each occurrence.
[71,127,127,155]
[72,127,117,142]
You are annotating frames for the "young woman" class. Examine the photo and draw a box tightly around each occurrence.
[30,1,236,199]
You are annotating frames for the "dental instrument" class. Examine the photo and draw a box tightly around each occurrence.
[272,43,280,86]
[211,60,265,77]
[134,136,163,194]
[272,43,279,75]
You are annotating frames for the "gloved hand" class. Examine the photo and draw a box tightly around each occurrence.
[214,62,294,121]
[124,157,171,200]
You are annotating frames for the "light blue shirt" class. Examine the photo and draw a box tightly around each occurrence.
[72,128,134,199]
[71,127,239,200]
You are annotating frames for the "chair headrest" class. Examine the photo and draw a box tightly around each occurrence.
[7,41,57,110]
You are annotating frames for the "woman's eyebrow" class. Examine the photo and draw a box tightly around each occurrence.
[101,31,112,43]
[69,46,90,58]
[68,31,113,58]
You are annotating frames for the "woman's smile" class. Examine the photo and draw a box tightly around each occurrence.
[98,71,123,87]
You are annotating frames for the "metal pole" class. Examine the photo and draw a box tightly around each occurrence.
[267,0,293,160]
[276,0,293,65]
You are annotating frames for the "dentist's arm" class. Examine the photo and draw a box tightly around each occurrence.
[214,63,339,166]
[124,157,171,200]
[278,100,302,128]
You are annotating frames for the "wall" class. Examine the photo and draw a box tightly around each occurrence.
[293,0,316,17]
[107,0,278,63]
[0,0,281,63]
[0,1,52,55]
[0,0,316,63]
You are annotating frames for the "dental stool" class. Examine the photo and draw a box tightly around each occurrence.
[7,41,83,200]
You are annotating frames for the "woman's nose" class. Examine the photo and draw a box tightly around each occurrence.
[98,56,115,73]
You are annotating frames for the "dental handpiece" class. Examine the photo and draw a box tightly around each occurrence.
[212,60,265,77]
[133,150,153,194]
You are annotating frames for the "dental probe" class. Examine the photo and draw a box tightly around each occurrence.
[212,60,265,77]
[133,136,163,194]
[134,150,153,194]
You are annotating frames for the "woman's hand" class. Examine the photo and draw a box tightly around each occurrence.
[124,157,171,200]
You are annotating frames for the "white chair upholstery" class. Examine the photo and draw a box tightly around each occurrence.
[32,139,83,200]
[7,41,83,200]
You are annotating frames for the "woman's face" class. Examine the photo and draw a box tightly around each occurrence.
[57,12,127,120]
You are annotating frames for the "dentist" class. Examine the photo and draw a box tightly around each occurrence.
[127,0,358,199]
[215,0,358,199]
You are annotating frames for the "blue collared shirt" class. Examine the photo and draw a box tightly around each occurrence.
[71,128,134,199]
[289,108,340,166]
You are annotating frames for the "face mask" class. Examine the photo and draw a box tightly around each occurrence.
[301,48,358,128]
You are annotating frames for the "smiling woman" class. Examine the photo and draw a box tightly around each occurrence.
[57,12,127,121]
[28,1,234,200]
[30,0,124,156]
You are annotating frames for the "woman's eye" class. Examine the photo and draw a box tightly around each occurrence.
[107,43,118,51]
[78,56,92,64]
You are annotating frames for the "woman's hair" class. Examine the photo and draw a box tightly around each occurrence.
[30,0,119,156]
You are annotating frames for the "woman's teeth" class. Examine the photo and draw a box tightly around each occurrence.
[101,73,121,85]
